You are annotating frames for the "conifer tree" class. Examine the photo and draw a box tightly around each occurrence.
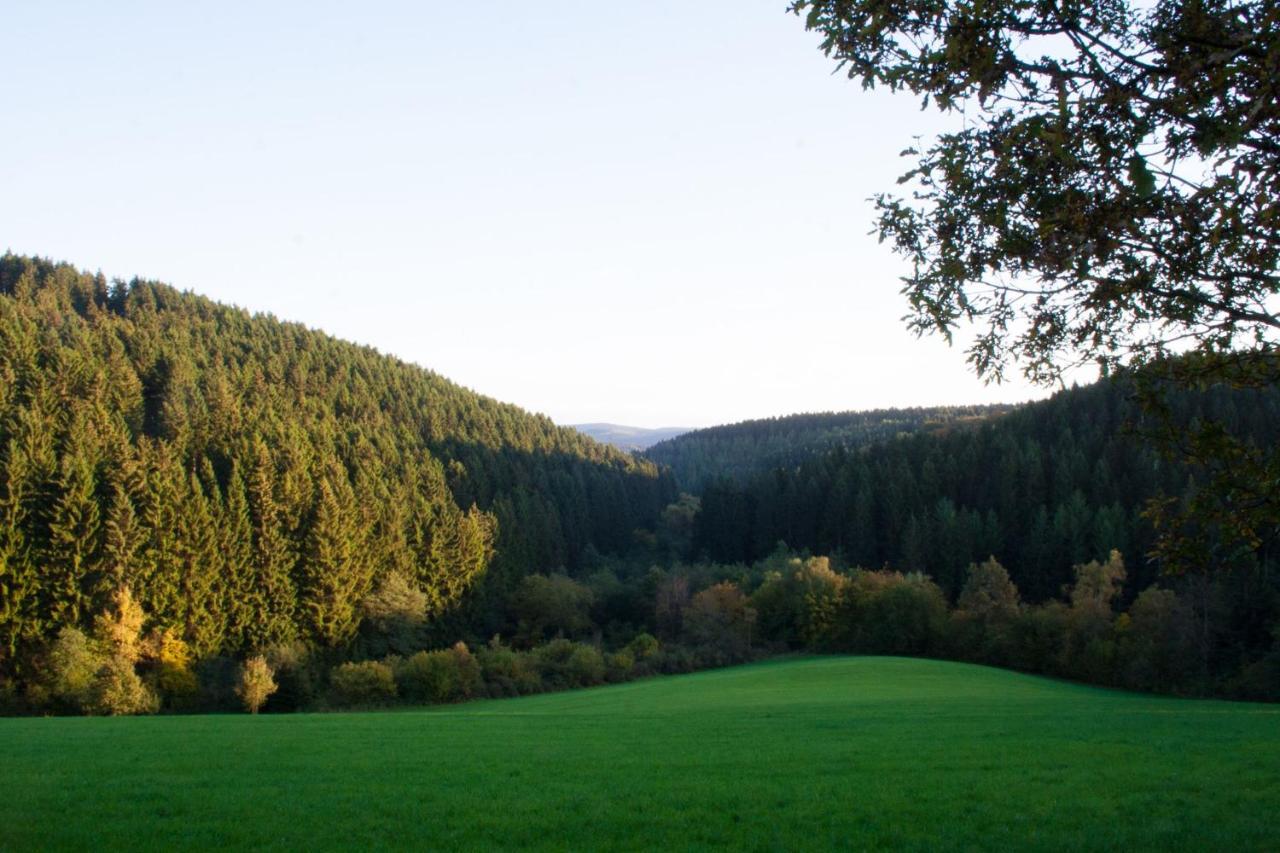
[219,464,258,652]
[247,438,297,647]
[101,483,143,590]
[177,470,224,656]
[45,455,101,627]
[299,471,371,647]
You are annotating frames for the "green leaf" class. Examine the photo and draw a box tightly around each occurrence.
[1128,155,1156,197]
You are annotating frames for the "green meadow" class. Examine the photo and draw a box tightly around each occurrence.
[3,657,1277,851]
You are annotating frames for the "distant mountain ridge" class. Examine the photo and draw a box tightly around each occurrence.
[572,423,692,451]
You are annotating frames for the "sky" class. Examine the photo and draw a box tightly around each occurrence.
[3,1,1061,428]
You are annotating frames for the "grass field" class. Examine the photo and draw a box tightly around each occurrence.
[3,656,1278,851]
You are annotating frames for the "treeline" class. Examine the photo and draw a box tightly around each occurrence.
[645,405,1012,492]
[0,255,674,685]
[28,542,1275,715]
[689,378,1280,601]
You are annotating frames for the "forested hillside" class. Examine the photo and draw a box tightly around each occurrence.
[645,405,1012,492]
[0,255,674,674]
[688,379,1280,600]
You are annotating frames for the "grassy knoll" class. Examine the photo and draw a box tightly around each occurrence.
[3,657,1277,851]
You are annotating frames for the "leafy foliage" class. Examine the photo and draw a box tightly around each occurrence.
[793,0,1280,382]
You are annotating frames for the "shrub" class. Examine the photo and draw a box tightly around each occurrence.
[683,581,757,661]
[396,651,458,703]
[477,638,540,696]
[605,649,635,682]
[566,644,605,687]
[655,645,698,674]
[143,627,198,710]
[1007,602,1070,675]
[450,642,483,699]
[844,571,948,656]
[533,639,605,688]
[265,642,320,711]
[88,656,158,716]
[194,656,241,712]
[330,661,397,706]
[625,632,659,661]
[42,627,105,713]
[510,574,595,647]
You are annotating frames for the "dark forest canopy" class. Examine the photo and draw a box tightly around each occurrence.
[645,404,1013,493]
[0,254,675,673]
[675,377,1280,601]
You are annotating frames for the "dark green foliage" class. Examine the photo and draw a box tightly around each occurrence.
[392,643,480,704]
[508,573,594,647]
[329,660,397,705]
[793,0,1280,572]
[689,376,1280,601]
[37,627,102,713]
[87,655,158,716]
[476,637,541,697]
[0,254,673,685]
[646,406,1010,492]
[532,638,606,689]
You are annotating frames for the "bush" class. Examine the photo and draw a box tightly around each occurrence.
[142,628,198,710]
[265,642,320,711]
[846,572,948,656]
[683,582,757,661]
[533,639,604,688]
[450,642,483,699]
[42,627,105,713]
[625,632,659,662]
[605,650,635,682]
[396,651,458,703]
[510,574,595,647]
[566,644,606,687]
[1007,602,1070,674]
[477,638,541,696]
[330,661,397,706]
[88,656,158,716]
[194,656,241,712]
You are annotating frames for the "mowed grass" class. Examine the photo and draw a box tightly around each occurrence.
[3,657,1278,851]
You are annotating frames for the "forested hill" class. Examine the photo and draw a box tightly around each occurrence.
[645,405,1014,492]
[0,254,674,668]
[690,377,1280,602]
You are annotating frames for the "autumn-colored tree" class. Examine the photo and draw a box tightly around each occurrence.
[236,655,278,714]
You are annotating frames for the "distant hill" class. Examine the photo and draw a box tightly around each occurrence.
[645,405,1014,492]
[572,423,691,451]
[686,378,1280,600]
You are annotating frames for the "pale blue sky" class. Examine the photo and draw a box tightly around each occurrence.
[4,1,1055,427]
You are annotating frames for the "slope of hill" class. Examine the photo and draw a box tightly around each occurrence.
[3,657,1275,849]
[0,254,675,668]
[645,405,1014,492]
[571,423,691,451]
[691,377,1280,599]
